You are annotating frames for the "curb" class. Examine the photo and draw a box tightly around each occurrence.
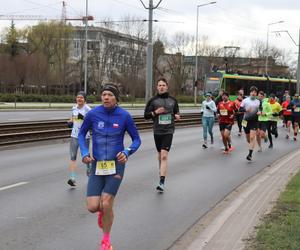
[170,149,300,250]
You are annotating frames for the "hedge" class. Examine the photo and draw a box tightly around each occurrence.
[0,93,204,103]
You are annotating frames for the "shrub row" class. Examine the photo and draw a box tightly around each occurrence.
[0,93,204,103]
[0,93,98,103]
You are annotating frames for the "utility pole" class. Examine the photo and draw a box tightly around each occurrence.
[139,0,163,102]
[84,0,88,94]
[297,28,300,93]
[194,2,216,106]
[265,20,284,76]
[272,28,300,93]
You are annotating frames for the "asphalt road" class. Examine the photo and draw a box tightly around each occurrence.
[0,125,298,250]
[0,108,199,123]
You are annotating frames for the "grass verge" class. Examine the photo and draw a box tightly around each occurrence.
[246,170,300,250]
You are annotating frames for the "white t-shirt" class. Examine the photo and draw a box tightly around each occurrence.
[71,104,91,138]
[240,97,260,121]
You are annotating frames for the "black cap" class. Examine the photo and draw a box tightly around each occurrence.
[269,93,276,98]
[77,91,87,101]
[101,84,120,101]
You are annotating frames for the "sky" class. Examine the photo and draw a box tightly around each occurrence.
[1,0,299,63]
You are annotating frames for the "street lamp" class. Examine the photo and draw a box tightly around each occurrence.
[272,29,300,94]
[194,1,216,105]
[84,0,88,94]
[265,20,284,76]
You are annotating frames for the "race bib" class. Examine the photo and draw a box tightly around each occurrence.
[95,161,116,175]
[295,107,300,112]
[242,119,248,127]
[287,109,292,112]
[220,109,228,116]
[159,114,172,125]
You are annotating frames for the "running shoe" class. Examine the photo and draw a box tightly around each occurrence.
[238,132,242,137]
[156,183,164,193]
[67,179,76,187]
[246,155,252,161]
[228,146,235,152]
[202,143,208,149]
[100,240,113,250]
[223,149,229,154]
[86,164,92,177]
[98,211,103,229]
[258,147,262,152]
[268,144,273,149]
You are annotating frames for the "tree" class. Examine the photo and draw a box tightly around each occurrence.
[4,21,20,57]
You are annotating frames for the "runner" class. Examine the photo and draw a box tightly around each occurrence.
[268,93,282,148]
[256,91,272,152]
[291,93,300,141]
[217,92,237,154]
[67,91,91,187]
[144,77,180,193]
[239,86,260,161]
[201,92,216,148]
[234,93,244,136]
[281,95,292,139]
[78,84,141,250]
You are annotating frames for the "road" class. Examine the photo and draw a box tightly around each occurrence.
[0,108,199,123]
[0,125,298,250]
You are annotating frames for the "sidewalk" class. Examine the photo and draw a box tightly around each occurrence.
[170,149,300,250]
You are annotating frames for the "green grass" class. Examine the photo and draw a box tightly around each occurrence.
[247,171,300,250]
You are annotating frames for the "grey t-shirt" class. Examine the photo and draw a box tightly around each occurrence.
[240,97,260,121]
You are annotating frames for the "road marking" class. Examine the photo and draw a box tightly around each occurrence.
[0,182,28,191]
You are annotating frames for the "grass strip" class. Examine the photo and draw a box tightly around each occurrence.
[246,171,300,250]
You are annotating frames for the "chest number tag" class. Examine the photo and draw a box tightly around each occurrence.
[295,107,300,112]
[158,114,172,125]
[220,109,228,116]
[96,161,116,176]
[242,119,248,127]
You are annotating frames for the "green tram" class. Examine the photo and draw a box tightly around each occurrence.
[204,71,297,99]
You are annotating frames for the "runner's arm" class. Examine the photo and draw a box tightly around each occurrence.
[144,98,155,119]
[124,114,142,157]
[78,112,92,159]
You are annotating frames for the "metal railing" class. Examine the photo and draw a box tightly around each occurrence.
[0,113,202,147]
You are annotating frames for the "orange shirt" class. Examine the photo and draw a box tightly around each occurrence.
[282,101,292,116]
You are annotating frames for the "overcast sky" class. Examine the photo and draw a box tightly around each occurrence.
[1,0,299,61]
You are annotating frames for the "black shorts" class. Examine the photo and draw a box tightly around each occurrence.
[292,116,300,124]
[283,115,292,123]
[258,121,268,132]
[243,119,258,134]
[219,123,232,131]
[154,134,173,152]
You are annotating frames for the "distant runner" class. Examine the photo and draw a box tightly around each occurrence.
[67,91,91,187]
[217,92,237,154]
[144,78,180,193]
[239,86,260,161]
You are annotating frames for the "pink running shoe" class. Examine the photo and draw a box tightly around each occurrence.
[228,146,235,152]
[98,211,103,229]
[100,240,113,250]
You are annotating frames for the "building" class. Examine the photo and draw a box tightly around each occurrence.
[70,26,147,95]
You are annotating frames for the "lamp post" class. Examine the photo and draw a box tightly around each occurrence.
[265,20,284,76]
[84,0,88,94]
[194,1,216,105]
[273,29,300,93]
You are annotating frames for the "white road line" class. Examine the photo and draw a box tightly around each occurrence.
[0,182,28,191]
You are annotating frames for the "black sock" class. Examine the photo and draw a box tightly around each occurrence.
[249,149,253,157]
[160,176,165,185]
